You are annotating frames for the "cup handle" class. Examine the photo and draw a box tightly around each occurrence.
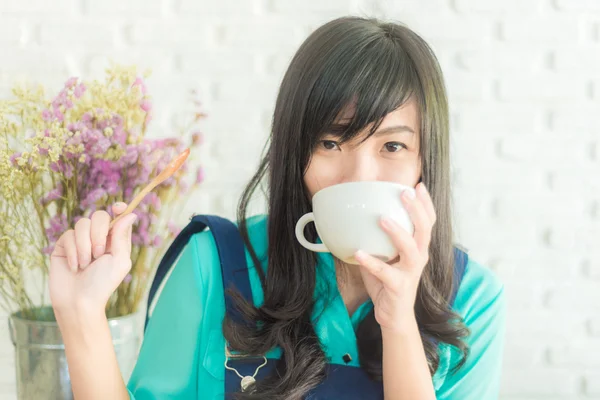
[295,213,329,253]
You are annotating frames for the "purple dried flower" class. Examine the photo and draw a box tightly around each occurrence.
[54,109,64,122]
[45,214,68,244]
[63,162,74,178]
[41,109,52,121]
[81,188,107,209]
[42,245,54,255]
[132,77,147,95]
[152,235,162,247]
[167,221,181,237]
[9,152,21,166]
[65,77,78,88]
[140,99,151,112]
[74,83,86,98]
[41,184,63,205]
[195,167,204,185]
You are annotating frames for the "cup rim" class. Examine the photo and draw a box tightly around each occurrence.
[312,180,415,202]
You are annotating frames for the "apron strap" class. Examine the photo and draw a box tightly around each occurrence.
[144,214,252,331]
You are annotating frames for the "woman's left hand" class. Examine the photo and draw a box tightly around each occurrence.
[354,182,435,334]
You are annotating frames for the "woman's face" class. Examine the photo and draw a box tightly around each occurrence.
[304,98,422,198]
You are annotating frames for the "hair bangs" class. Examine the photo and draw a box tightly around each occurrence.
[308,36,422,146]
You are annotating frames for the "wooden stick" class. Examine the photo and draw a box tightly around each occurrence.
[109,148,191,229]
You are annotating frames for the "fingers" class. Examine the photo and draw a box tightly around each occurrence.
[112,202,128,215]
[106,202,128,250]
[380,216,420,266]
[416,183,436,225]
[357,260,384,300]
[354,250,400,292]
[399,184,434,256]
[109,213,137,263]
[90,211,111,259]
[51,202,132,275]
[56,230,79,273]
[109,202,132,230]
[74,218,92,269]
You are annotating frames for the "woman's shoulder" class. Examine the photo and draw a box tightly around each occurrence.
[161,213,269,303]
[453,253,506,324]
[186,213,269,270]
[435,255,506,395]
[460,254,504,297]
[183,214,269,307]
[188,214,268,248]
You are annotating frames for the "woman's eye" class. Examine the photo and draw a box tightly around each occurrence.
[384,142,406,153]
[320,140,340,150]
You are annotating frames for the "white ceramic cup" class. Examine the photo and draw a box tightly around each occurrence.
[295,181,416,265]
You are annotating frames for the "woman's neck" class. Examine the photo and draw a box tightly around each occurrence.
[334,259,370,317]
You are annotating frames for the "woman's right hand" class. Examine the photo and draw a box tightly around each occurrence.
[49,202,138,317]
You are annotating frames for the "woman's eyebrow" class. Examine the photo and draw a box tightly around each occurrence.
[324,124,415,137]
[373,125,415,136]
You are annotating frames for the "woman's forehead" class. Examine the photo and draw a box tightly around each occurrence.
[333,97,419,132]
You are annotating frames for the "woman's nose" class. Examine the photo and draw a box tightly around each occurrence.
[340,154,378,183]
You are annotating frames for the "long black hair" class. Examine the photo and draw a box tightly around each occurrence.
[223,16,470,399]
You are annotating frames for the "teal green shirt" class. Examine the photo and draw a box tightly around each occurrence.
[127,215,506,399]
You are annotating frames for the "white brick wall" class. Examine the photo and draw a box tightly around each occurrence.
[0,0,598,399]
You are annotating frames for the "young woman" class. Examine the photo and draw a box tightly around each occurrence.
[49,16,505,400]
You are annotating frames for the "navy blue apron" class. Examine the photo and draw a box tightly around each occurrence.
[145,215,469,399]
